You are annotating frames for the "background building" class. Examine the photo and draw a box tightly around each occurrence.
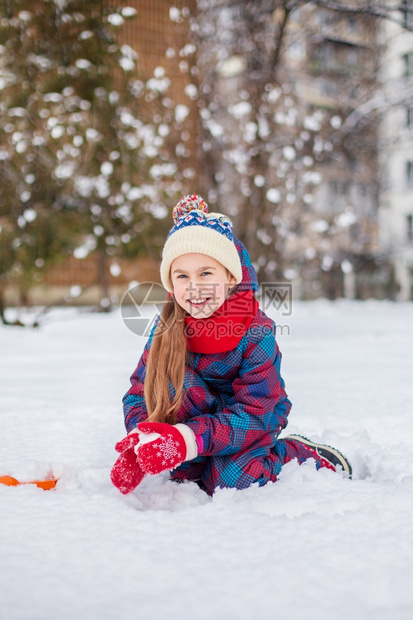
[379,1,413,300]
[192,2,383,300]
[282,4,381,299]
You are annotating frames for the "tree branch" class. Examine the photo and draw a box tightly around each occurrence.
[272,6,292,72]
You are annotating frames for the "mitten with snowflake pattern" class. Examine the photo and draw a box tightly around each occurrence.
[135,422,198,475]
[110,431,146,494]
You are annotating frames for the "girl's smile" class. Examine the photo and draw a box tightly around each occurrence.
[170,253,236,318]
[187,297,211,307]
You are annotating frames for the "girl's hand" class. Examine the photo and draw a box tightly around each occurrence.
[135,422,198,475]
[110,431,145,494]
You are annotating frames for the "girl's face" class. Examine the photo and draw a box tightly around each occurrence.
[171,253,237,318]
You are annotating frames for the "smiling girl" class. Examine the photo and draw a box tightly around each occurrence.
[111,194,351,495]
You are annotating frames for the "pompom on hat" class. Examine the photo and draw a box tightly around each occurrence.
[160,194,243,292]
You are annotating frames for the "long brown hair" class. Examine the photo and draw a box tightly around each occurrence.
[144,296,187,424]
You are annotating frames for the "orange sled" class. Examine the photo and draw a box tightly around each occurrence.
[0,475,58,490]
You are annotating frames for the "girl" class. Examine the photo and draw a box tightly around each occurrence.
[111,194,351,496]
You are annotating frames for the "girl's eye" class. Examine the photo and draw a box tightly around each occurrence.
[174,271,212,279]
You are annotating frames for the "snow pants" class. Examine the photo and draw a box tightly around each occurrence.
[170,367,325,495]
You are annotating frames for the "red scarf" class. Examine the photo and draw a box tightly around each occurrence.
[185,289,259,354]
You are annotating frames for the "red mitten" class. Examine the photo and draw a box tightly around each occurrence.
[110,432,145,494]
[136,422,198,475]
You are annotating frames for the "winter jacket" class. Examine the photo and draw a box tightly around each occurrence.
[122,239,292,494]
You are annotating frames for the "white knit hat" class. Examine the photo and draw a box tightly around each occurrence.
[160,194,242,292]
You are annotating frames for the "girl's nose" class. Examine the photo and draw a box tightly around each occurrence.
[186,280,200,293]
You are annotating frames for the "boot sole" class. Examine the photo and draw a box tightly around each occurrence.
[283,434,352,478]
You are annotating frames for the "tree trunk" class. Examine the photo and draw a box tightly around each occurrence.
[97,250,112,312]
[0,287,7,325]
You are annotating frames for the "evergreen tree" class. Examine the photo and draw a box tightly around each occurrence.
[0,0,182,320]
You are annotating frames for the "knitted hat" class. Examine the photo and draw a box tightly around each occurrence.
[160,194,243,292]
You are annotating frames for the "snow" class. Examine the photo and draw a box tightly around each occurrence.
[174,104,190,123]
[336,209,357,228]
[138,431,161,445]
[100,161,114,177]
[266,187,281,203]
[1,300,413,620]
[254,174,265,187]
[283,145,296,161]
[169,7,182,23]
[312,219,330,233]
[121,8,137,19]
[107,14,124,27]
[119,57,135,72]
[229,101,252,119]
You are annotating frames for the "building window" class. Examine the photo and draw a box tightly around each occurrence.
[286,40,305,61]
[407,161,413,187]
[329,179,350,196]
[407,106,413,129]
[346,47,359,66]
[403,52,413,76]
[315,40,360,75]
[401,0,413,28]
[319,78,337,97]
[407,214,413,241]
[318,9,335,29]
[348,17,358,33]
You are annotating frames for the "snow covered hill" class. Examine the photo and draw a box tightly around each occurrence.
[1,300,412,620]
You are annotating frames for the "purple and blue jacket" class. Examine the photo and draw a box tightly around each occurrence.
[123,239,293,494]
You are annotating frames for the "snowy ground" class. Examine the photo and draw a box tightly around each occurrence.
[1,300,413,620]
